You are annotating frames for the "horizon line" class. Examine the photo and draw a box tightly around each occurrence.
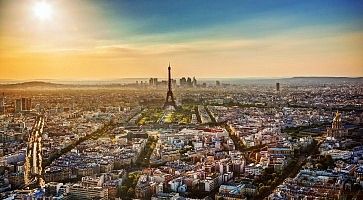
[1,76,363,82]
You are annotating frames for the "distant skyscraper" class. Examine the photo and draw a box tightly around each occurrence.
[149,78,159,86]
[22,98,31,111]
[276,82,280,91]
[187,77,192,87]
[0,92,4,115]
[192,77,197,87]
[180,77,187,86]
[15,99,22,112]
[149,78,154,85]
[15,98,31,112]
[216,81,220,86]
[153,78,158,85]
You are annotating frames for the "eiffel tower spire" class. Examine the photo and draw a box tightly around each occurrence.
[163,63,177,109]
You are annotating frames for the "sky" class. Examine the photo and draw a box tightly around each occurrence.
[0,0,363,80]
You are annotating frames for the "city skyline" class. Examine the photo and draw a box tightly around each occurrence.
[1,0,363,80]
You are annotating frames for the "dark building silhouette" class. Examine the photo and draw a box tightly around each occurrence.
[15,98,31,112]
[276,82,280,91]
[192,77,197,87]
[149,78,154,85]
[0,92,4,115]
[187,77,192,87]
[180,77,187,86]
[149,78,159,86]
[163,63,177,109]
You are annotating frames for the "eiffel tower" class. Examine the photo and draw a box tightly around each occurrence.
[163,63,177,109]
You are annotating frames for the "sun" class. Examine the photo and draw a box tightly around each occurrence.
[33,1,53,21]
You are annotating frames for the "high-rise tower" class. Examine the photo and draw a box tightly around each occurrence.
[163,63,177,109]
[276,82,280,92]
[1,92,4,115]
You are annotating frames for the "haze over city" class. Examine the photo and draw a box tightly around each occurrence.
[1,0,363,80]
[1,1,363,200]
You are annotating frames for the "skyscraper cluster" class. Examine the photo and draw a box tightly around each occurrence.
[149,78,158,86]
[148,76,197,88]
[180,77,197,87]
[15,98,32,112]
